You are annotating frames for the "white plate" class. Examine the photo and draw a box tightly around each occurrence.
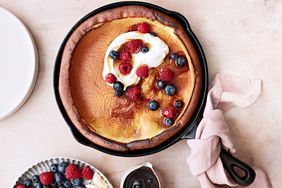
[0,7,38,120]
[15,157,113,188]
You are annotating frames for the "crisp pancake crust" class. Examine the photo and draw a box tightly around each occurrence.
[59,5,202,151]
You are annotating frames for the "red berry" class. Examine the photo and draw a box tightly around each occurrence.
[161,106,176,118]
[39,172,54,185]
[136,65,149,78]
[105,73,117,83]
[119,48,131,62]
[126,39,143,54]
[137,22,150,33]
[65,163,81,180]
[128,24,137,31]
[159,68,174,82]
[81,166,94,180]
[126,86,141,101]
[14,184,26,188]
[119,62,132,75]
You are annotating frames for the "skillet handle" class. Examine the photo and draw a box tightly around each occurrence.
[220,148,256,186]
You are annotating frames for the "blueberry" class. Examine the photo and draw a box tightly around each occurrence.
[115,89,123,97]
[64,180,72,188]
[164,84,176,96]
[175,100,183,109]
[32,175,40,183]
[43,185,51,188]
[23,179,32,187]
[170,53,178,61]
[148,101,159,111]
[71,178,82,186]
[156,80,166,89]
[149,32,157,37]
[58,185,66,188]
[50,164,58,173]
[55,172,65,185]
[113,81,124,91]
[109,50,119,60]
[141,46,149,53]
[58,162,68,173]
[176,56,187,67]
[163,118,174,127]
[34,183,43,188]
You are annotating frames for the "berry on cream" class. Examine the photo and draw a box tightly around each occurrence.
[103,31,169,89]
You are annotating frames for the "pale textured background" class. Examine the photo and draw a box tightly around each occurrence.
[0,0,281,187]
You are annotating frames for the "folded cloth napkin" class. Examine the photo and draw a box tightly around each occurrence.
[187,74,272,188]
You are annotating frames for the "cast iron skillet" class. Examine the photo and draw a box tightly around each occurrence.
[53,1,256,186]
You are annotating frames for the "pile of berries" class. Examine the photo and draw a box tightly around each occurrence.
[161,100,183,127]
[147,69,183,125]
[146,65,186,127]
[108,38,150,77]
[145,67,182,126]
[104,23,189,128]
[107,22,151,77]
[14,162,94,188]
[105,22,153,98]
[147,99,184,127]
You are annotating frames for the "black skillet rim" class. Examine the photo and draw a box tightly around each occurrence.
[53,1,208,157]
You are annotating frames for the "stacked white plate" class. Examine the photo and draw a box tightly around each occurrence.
[0,7,38,120]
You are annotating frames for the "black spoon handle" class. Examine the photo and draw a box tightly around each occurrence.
[220,148,256,186]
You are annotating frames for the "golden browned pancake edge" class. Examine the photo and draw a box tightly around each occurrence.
[59,5,203,152]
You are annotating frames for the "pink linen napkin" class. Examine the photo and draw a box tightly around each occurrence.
[187,74,272,188]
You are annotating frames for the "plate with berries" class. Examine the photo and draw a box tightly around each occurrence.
[14,157,113,188]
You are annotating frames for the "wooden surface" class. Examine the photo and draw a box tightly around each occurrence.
[0,0,281,187]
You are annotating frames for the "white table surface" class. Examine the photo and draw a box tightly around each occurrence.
[0,0,281,187]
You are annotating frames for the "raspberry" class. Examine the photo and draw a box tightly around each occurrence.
[81,166,94,180]
[128,24,137,31]
[125,39,143,53]
[39,172,54,185]
[119,48,131,62]
[159,68,174,82]
[119,62,132,75]
[14,184,26,188]
[105,73,117,83]
[137,22,150,33]
[161,106,176,118]
[65,163,81,180]
[136,65,149,78]
[126,86,141,101]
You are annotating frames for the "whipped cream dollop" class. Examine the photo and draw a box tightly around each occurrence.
[86,173,108,188]
[102,31,169,89]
